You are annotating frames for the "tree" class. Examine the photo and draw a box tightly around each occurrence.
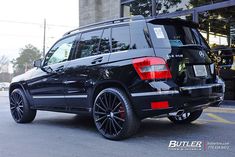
[12,44,41,75]
[0,55,11,82]
[0,55,9,73]
[129,0,182,17]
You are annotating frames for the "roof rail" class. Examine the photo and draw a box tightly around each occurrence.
[63,15,145,36]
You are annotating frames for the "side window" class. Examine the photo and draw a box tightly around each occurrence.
[76,30,103,59]
[112,26,130,52]
[130,23,151,49]
[44,35,76,66]
[99,29,111,53]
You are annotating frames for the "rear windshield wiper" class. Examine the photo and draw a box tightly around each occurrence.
[177,44,210,51]
[178,44,202,47]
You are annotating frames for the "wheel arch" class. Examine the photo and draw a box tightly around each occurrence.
[9,83,25,94]
[9,82,34,108]
[89,81,132,109]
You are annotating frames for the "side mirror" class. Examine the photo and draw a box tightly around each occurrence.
[33,59,42,68]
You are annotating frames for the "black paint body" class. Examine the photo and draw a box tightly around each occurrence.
[10,17,225,119]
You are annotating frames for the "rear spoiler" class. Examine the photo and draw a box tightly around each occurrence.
[147,18,199,28]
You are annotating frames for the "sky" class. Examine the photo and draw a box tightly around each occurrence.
[0,0,79,64]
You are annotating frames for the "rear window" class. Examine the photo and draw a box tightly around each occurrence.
[148,23,210,50]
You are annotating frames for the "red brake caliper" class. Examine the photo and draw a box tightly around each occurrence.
[119,105,125,119]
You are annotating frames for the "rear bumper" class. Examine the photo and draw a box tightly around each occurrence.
[131,83,225,119]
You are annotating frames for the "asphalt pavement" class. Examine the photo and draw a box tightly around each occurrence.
[1,91,235,157]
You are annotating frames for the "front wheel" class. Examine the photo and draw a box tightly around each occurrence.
[93,88,140,140]
[10,89,37,123]
[168,109,203,124]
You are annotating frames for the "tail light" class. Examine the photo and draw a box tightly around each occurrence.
[132,57,172,80]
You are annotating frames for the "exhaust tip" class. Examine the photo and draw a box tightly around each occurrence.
[169,109,185,117]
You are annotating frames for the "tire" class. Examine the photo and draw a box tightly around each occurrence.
[93,88,140,140]
[168,109,203,124]
[10,88,37,123]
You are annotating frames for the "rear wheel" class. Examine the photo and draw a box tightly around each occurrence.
[93,88,140,140]
[168,109,203,124]
[10,89,36,123]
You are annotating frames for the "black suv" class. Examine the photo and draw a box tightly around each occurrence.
[9,16,225,140]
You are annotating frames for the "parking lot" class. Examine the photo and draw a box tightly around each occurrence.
[0,91,235,157]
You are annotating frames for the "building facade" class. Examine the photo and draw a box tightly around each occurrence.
[79,0,121,26]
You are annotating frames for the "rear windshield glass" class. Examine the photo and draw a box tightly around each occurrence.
[148,23,209,50]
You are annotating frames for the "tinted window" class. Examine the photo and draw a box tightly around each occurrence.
[112,26,130,52]
[44,35,76,66]
[76,30,103,59]
[164,25,197,46]
[99,29,110,53]
[148,23,209,49]
[130,23,151,49]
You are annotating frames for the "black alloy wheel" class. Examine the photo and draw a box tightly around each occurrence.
[93,88,140,140]
[10,89,36,123]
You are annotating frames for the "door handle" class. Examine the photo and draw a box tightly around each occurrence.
[91,57,103,64]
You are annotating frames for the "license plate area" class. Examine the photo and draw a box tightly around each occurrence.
[193,65,207,77]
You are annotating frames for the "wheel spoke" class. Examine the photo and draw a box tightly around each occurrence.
[11,95,17,104]
[95,115,107,122]
[95,103,106,112]
[104,118,109,134]
[113,110,125,115]
[18,107,23,114]
[111,95,117,110]
[10,101,16,107]
[14,93,20,104]
[95,111,106,115]
[103,93,109,109]
[113,115,125,122]
[16,109,21,120]
[113,118,122,130]
[99,118,108,130]
[18,100,23,106]
[108,119,112,135]
[18,109,23,118]
[111,119,118,135]
[11,108,17,114]
[108,93,112,109]
[10,106,16,110]
[112,102,121,112]
[98,97,108,110]
[13,110,18,120]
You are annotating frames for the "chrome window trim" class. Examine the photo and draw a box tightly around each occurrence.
[33,95,87,99]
